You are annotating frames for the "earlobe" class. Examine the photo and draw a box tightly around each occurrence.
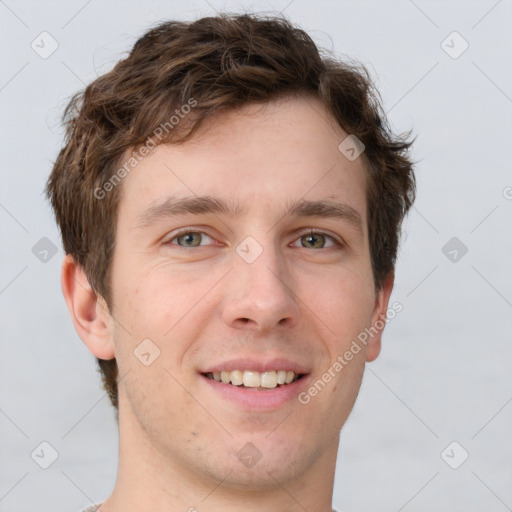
[366,273,394,362]
[61,254,115,360]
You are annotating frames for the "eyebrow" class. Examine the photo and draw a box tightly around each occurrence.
[136,195,363,233]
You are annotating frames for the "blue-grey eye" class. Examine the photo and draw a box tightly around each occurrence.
[173,231,209,247]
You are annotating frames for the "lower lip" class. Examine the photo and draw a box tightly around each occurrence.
[200,374,310,411]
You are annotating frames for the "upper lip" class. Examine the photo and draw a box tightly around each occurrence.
[201,357,311,375]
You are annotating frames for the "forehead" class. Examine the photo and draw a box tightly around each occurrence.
[117,95,368,226]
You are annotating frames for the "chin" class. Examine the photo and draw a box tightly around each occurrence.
[215,433,327,489]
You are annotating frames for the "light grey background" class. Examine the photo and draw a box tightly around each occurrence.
[1,1,511,511]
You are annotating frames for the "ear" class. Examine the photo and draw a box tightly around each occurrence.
[366,272,395,362]
[61,254,115,360]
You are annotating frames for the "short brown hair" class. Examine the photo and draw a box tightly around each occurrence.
[46,13,415,410]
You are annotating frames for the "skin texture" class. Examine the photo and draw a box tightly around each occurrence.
[62,95,394,512]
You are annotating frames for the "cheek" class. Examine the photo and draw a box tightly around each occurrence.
[114,262,194,337]
[111,264,213,382]
[304,267,376,343]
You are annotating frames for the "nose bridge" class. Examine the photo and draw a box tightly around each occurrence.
[236,234,289,299]
[222,233,299,331]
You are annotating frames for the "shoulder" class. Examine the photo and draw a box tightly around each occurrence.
[80,505,103,512]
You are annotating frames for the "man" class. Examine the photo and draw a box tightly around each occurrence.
[47,12,415,512]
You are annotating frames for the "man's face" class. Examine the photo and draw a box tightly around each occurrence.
[108,95,391,488]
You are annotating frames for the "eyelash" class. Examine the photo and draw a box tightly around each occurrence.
[166,229,343,249]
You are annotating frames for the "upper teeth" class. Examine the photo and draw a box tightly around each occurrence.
[206,370,297,388]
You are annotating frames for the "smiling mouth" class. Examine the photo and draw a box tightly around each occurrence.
[202,370,304,390]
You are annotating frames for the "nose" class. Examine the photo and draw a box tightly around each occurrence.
[221,243,300,333]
